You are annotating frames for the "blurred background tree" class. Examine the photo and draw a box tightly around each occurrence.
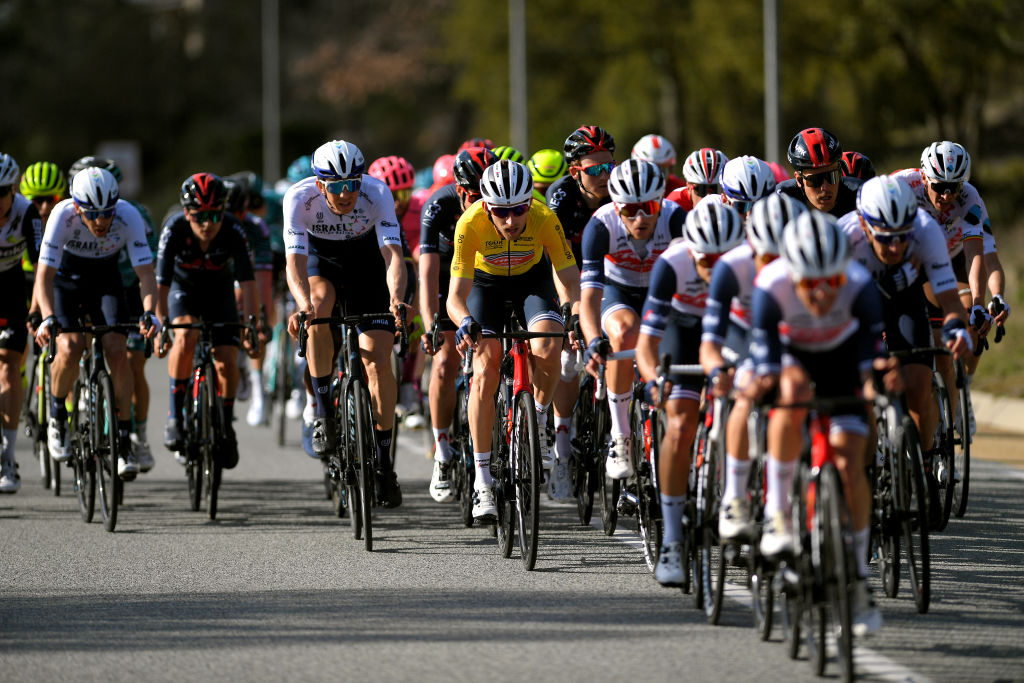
[1,0,1021,224]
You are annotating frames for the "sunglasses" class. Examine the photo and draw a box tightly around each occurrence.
[458,187,482,203]
[694,252,722,269]
[727,198,753,214]
[617,199,661,218]
[800,169,841,188]
[867,224,913,246]
[187,209,223,223]
[796,273,846,290]
[691,183,717,198]
[488,202,531,219]
[30,194,61,206]
[79,207,116,220]
[0,185,12,198]
[580,162,616,177]
[324,178,361,194]
[929,181,962,196]
[393,188,412,203]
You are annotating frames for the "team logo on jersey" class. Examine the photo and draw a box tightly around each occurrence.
[316,211,324,222]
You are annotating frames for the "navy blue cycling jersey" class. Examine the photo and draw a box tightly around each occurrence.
[157,212,254,290]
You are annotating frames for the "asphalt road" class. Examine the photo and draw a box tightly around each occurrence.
[2,364,1023,682]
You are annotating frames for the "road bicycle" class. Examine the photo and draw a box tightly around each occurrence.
[22,341,59,494]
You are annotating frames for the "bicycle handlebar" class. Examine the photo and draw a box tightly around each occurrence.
[45,323,151,364]
[296,310,396,358]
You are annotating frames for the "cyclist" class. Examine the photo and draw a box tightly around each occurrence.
[526,148,567,204]
[719,155,777,217]
[665,148,729,211]
[0,154,43,493]
[893,141,988,435]
[157,173,259,469]
[419,146,498,502]
[67,156,161,473]
[457,137,495,153]
[580,159,684,486]
[776,127,862,216]
[841,151,876,181]
[632,134,684,192]
[546,126,616,476]
[34,167,159,479]
[447,160,580,521]
[493,145,526,164]
[700,193,808,541]
[284,140,407,508]
[635,201,745,587]
[222,175,274,427]
[19,161,66,225]
[746,211,912,636]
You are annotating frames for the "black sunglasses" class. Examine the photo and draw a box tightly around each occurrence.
[800,169,841,188]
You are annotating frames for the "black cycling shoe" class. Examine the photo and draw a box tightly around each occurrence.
[376,469,403,508]
[164,417,183,452]
[220,425,240,470]
[312,418,337,458]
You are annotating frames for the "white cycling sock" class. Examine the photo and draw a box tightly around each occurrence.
[249,369,264,401]
[535,401,550,432]
[554,416,572,462]
[765,457,797,517]
[854,526,870,579]
[723,454,751,504]
[433,428,451,463]
[660,494,687,546]
[474,451,493,489]
[608,390,631,436]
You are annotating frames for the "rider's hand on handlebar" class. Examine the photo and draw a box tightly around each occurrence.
[583,337,609,378]
[988,294,1010,326]
[34,316,58,347]
[969,304,993,337]
[454,316,479,355]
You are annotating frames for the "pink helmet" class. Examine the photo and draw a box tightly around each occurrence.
[368,156,415,191]
[431,154,456,189]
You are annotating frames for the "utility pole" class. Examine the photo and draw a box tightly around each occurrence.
[262,0,281,182]
[509,0,528,153]
[764,0,780,163]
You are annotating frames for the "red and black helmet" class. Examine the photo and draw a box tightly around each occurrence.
[787,127,843,172]
[457,137,495,153]
[564,125,616,164]
[840,151,875,181]
[180,172,227,211]
[452,147,499,192]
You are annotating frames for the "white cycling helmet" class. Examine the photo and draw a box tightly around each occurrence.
[746,193,806,257]
[70,167,119,210]
[311,140,365,181]
[684,201,745,256]
[857,174,918,231]
[631,134,676,168]
[608,158,665,204]
[0,153,19,187]
[479,160,533,206]
[781,211,850,279]
[920,141,970,183]
[682,148,728,185]
[720,155,776,202]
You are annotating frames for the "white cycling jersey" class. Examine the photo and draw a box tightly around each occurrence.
[0,194,42,273]
[891,169,985,258]
[838,208,957,296]
[639,238,708,338]
[282,175,402,256]
[39,198,152,270]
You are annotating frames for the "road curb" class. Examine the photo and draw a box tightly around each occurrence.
[971,390,1024,434]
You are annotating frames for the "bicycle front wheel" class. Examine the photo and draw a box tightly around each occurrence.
[201,366,222,520]
[494,391,515,558]
[454,387,475,528]
[355,380,375,551]
[340,379,362,540]
[819,463,854,681]
[931,372,955,530]
[513,391,541,570]
[70,380,95,523]
[952,362,971,518]
[94,372,120,532]
[895,416,930,614]
[275,330,290,448]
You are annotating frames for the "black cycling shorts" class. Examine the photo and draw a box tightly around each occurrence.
[659,313,704,402]
[53,269,127,335]
[168,282,240,347]
[0,267,28,351]
[466,264,562,334]
[308,237,395,335]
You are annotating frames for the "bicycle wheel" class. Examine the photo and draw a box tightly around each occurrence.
[341,379,362,540]
[455,388,475,528]
[512,391,542,570]
[355,380,375,551]
[631,400,660,572]
[894,416,930,614]
[275,329,290,448]
[819,463,854,681]
[750,566,774,640]
[571,380,594,526]
[494,392,515,559]
[952,362,970,518]
[930,372,954,530]
[35,358,54,491]
[598,403,619,535]
[805,603,828,676]
[70,381,95,523]
[780,588,802,660]
[94,372,120,532]
[201,366,222,520]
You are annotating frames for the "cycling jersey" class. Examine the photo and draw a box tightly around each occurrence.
[838,208,956,297]
[581,199,685,296]
[776,175,862,217]
[156,212,255,289]
[117,200,158,288]
[240,213,274,271]
[40,199,152,280]
[283,175,402,256]
[418,184,460,267]
[546,174,611,263]
[664,185,696,211]
[890,170,985,259]
[701,243,758,344]
[451,200,576,280]
[0,194,42,273]
[750,258,883,376]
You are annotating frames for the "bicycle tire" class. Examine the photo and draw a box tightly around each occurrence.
[781,589,802,660]
[341,379,362,540]
[952,362,970,518]
[806,604,828,676]
[275,329,290,448]
[202,362,222,520]
[819,463,854,681]
[751,567,774,640]
[928,372,954,530]
[36,359,54,491]
[355,380,375,551]
[631,400,659,572]
[70,381,95,523]
[571,380,594,526]
[513,391,541,570]
[455,388,475,528]
[582,394,607,529]
[895,416,930,614]
[494,391,515,559]
[598,406,620,535]
[95,372,120,532]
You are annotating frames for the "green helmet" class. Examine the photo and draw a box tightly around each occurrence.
[20,161,68,198]
[527,148,567,185]
[493,145,525,164]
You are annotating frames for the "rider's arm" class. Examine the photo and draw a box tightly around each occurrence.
[699,260,739,375]
[636,257,678,381]
[419,253,441,324]
[579,216,609,344]
[33,263,57,320]
[446,276,474,326]
[749,286,783,378]
[134,263,158,314]
[963,236,985,308]
[850,278,887,376]
[380,243,407,309]
[282,184,312,313]
[155,284,171,323]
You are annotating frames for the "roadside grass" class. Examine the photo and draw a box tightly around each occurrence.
[971,223,1024,397]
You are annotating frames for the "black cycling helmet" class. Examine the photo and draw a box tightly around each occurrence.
[222,176,248,215]
[69,155,122,183]
[452,147,499,192]
[229,170,265,210]
[841,151,876,180]
[564,125,616,164]
[180,172,227,211]
[786,127,843,172]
